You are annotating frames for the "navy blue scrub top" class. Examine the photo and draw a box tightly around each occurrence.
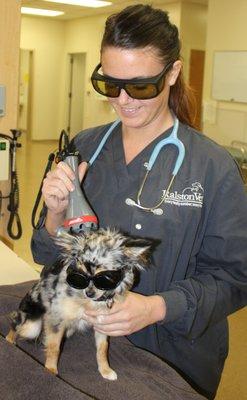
[31,121,247,396]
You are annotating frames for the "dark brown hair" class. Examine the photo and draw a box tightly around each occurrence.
[101,4,196,128]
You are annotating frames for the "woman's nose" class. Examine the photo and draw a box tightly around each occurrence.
[117,88,133,104]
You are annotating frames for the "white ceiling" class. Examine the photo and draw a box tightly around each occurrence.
[21,0,208,20]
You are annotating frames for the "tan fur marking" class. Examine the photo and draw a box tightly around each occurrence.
[6,229,151,378]
[44,322,65,375]
[95,332,117,380]
[6,329,17,344]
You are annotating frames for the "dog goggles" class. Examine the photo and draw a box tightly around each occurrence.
[66,267,124,290]
[91,62,173,100]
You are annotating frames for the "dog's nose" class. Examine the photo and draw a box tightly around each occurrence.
[85,289,96,298]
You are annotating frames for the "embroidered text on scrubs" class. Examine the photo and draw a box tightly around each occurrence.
[163,182,204,208]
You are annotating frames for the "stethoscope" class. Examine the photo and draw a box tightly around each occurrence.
[88,116,185,215]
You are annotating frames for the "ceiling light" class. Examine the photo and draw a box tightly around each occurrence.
[43,0,112,8]
[21,7,64,17]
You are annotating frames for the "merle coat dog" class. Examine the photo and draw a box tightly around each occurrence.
[6,228,153,380]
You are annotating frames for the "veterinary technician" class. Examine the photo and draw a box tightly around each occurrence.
[31,4,247,399]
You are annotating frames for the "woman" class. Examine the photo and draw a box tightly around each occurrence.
[32,5,247,399]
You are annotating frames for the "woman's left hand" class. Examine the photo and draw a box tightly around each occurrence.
[84,292,166,336]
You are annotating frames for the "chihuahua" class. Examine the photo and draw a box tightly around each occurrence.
[6,228,153,380]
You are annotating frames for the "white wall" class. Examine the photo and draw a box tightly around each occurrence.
[0,0,21,244]
[202,0,247,145]
[21,16,65,140]
[180,2,207,80]
[62,13,114,132]
[61,3,183,134]
[18,49,31,132]
[20,3,182,140]
[22,1,247,145]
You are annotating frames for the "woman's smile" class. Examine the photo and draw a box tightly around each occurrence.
[101,47,174,133]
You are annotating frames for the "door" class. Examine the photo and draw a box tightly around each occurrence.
[189,49,205,130]
[18,49,33,137]
[67,53,86,137]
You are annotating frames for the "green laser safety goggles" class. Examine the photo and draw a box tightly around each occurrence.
[91,62,173,100]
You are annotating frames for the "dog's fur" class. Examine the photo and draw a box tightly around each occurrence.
[6,228,153,380]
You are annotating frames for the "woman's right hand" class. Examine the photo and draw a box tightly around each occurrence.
[42,161,88,234]
[42,161,74,215]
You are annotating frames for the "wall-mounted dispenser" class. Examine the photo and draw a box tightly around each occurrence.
[0,138,9,181]
[0,85,6,117]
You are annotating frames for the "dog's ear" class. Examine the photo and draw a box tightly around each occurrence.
[53,229,83,251]
[122,237,158,265]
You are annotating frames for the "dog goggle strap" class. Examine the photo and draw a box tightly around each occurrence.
[66,267,124,290]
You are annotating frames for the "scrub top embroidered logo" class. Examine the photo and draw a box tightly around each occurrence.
[163,182,204,208]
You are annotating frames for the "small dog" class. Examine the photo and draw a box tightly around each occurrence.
[6,228,153,380]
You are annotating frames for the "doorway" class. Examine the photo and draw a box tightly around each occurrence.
[18,49,33,138]
[189,49,205,130]
[67,53,86,137]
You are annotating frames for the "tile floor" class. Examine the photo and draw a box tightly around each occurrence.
[12,134,247,400]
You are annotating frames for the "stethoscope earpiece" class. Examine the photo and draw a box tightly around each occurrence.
[125,198,164,215]
[125,198,136,207]
[152,208,163,215]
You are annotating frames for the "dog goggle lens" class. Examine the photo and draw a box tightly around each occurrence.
[66,268,124,290]
[91,62,173,100]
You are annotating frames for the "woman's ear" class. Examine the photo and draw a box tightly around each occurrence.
[167,60,182,86]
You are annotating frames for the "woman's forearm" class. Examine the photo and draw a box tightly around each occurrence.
[45,209,66,236]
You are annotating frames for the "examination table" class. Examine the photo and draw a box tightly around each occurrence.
[0,241,205,400]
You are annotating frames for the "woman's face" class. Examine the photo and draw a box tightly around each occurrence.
[101,47,180,131]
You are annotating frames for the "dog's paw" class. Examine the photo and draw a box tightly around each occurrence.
[6,330,16,344]
[45,364,58,375]
[100,368,118,381]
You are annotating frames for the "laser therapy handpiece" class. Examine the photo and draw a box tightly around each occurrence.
[56,140,98,236]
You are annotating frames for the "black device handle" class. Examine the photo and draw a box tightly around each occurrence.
[31,152,55,230]
[31,130,70,230]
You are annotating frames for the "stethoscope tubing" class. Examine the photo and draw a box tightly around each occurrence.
[87,116,185,215]
[147,117,185,175]
[88,119,120,166]
[88,116,184,174]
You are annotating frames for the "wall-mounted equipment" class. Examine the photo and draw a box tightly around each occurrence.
[0,138,10,181]
[0,130,22,239]
[0,85,6,117]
